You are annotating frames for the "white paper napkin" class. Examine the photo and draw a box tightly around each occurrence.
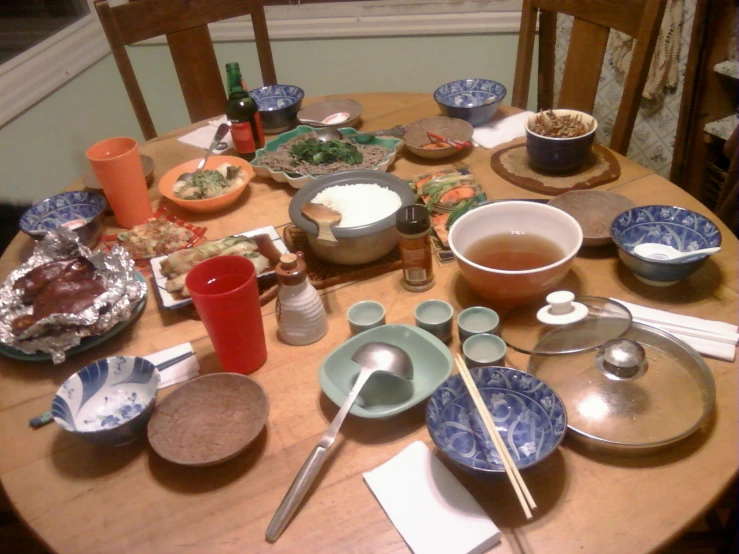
[177,116,233,152]
[472,111,534,149]
[363,441,501,554]
[611,298,739,362]
[144,342,200,389]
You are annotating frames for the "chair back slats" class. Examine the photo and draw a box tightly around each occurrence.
[94,0,277,140]
[167,26,228,124]
[511,0,668,155]
[534,0,643,37]
[557,19,610,113]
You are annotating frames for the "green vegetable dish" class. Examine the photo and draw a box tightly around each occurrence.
[173,164,246,200]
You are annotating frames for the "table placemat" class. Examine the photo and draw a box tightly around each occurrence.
[490,142,621,195]
[282,224,401,290]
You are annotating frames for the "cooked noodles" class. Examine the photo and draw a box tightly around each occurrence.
[255,133,391,176]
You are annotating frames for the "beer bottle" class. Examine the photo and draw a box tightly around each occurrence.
[225,62,265,161]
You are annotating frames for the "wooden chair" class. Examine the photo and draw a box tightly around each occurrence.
[95,0,278,140]
[511,0,668,155]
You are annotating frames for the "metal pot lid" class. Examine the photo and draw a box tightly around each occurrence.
[500,291,632,355]
[527,322,716,452]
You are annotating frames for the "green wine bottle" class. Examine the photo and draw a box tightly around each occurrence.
[225,62,264,161]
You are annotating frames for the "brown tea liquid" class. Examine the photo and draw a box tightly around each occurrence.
[465,233,564,271]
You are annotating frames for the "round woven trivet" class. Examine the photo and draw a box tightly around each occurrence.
[548,190,636,246]
[283,224,402,290]
[491,141,621,195]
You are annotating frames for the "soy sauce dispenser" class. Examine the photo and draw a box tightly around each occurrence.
[275,252,328,346]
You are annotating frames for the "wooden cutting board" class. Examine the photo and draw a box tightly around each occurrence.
[491,141,621,195]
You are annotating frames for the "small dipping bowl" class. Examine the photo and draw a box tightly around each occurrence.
[462,334,507,368]
[414,299,454,343]
[249,84,305,134]
[51,356,160,446]
[457,306,500,343]
[347,300,386,335]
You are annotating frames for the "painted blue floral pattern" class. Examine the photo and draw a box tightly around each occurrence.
[434,79,507,108]
[19,191,106,234]
[249,85,304,111]
[611,205,722,254]
[426,367,566,473]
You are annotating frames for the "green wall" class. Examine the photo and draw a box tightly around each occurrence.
[1,33,534,203]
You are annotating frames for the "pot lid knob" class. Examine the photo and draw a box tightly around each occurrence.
[536,291,589,325]
[595,338,648,381]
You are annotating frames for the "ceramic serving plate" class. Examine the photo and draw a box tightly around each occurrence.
[319,324,453,418]
[251,125,403,190]
[149,225,287,310]
[0,271,148,362]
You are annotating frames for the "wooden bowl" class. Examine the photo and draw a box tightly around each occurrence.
[158,156,254,213]
[147,373,269,466]
[404,117,474,160]
[297,98,363,128]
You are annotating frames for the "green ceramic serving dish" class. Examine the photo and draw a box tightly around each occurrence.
[318,324,453,418]
[251,125,403,190]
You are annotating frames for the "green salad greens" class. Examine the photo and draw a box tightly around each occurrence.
[290,138,363,166]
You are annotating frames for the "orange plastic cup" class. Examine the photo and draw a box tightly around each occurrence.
[86,137,153,228]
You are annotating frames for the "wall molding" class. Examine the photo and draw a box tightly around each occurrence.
[0,5,521,127]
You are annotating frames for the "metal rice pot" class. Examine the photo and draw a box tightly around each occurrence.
[288,170,417,265]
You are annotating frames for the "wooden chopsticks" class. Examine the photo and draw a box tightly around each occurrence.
[454,354,536,519]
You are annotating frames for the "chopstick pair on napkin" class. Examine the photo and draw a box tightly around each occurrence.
[177,116,233,152]
[363,441,502,554]
[472,111,534,150]
[29,343,200,428]
[611,298,739,362]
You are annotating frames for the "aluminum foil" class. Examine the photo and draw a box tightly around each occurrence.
[0,228,146,364]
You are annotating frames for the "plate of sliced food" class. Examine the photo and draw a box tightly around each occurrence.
[150,226,288,310]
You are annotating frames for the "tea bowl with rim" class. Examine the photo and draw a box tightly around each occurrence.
[610,205,722,286]
[525,109,597,172]
[447,201,583,306]
[347,300,386,335]
[457,306,500,343]
[433,79,507,127]
[51,356,161,446]
[249,84,305,134]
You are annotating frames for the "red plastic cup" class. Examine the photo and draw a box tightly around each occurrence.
[186,256,267,374]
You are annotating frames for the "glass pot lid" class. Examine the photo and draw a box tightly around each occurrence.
[527,322,716,452]
[500,291,632,355]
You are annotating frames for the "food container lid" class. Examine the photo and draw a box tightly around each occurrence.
[396,205,430,235]
[500,292,632,355]
[527,321,715,452]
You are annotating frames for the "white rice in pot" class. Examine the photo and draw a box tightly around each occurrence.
[311,183,402,228]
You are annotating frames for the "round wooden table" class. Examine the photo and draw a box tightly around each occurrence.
[0,93,736,554]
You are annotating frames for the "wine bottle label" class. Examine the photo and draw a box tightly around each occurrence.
[231,122,256,154]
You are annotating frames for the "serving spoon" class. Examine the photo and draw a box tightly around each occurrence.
[301,203,342,247]
[265,342,413,542]
[176,122,231,182]
[314,125,406,145]
[632,243,721,261]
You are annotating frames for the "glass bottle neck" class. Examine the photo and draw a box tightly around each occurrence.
[226,66,245,95]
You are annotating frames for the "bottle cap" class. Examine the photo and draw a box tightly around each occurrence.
[276,252,307,286]
[396,205,431,235]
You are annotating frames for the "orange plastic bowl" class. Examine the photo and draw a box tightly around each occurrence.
[158,156,254,213]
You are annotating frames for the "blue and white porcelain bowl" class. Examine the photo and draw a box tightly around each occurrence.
[20,190,106,247]
[426,366,566,476]
[52,356,161,446]
[433,79,507,127]
[249,84,305,133]
[610,205,722,286]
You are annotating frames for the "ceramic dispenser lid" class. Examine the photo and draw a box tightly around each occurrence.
[500,291,633,355]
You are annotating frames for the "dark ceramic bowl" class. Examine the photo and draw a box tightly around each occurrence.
[525,109,597,172]
[433,79,507,127]
[249,85,305,134]
[610,205,722,286]
[19,190,106,248]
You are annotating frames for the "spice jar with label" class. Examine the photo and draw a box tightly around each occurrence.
[396,205,435,292]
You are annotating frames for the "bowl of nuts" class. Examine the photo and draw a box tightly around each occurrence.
[525,109,597,172]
